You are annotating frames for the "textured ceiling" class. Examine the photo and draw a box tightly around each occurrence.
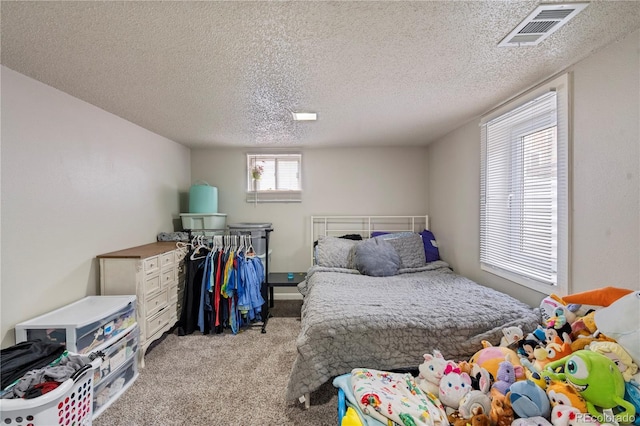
[2,1,639,148]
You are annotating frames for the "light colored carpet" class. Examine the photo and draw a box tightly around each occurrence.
[92,312,338,426]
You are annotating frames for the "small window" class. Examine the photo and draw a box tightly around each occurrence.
[246,153,302,203]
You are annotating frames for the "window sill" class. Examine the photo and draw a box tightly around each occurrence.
[481,263,567,296]
[246,191,302,203]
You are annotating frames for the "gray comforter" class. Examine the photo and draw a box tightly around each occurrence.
[285,261,541,400]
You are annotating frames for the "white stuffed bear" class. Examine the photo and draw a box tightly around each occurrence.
[416,349,455,396]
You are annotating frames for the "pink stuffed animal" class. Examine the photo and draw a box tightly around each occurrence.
[417,349,456,396]
[439,364,472,413]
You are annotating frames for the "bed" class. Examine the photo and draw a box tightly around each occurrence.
[285,215,542,404]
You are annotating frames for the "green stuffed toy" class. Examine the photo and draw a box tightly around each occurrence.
[544,350,636,424]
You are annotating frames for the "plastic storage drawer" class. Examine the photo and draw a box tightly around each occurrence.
[93,325,139,387]
[15,296,136,354]
[92,355,138,419]
[0,356,101,426]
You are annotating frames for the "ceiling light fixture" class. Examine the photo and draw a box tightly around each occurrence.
[292,112,317,121]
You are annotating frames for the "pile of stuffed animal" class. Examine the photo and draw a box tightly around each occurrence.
[415,287,640,426]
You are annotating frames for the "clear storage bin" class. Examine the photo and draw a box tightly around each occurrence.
[15,296,136,354]
[0,356,101,426]
[228,223,272,256]
[93,325,139,387]
[92,356,138,419]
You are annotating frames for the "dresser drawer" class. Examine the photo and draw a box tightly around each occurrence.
[146,308,170,338]
[144,274,161,295]
[161,269,175,288]
[160,251,175,268]
[146,288,169,318]
[143,256,159,275]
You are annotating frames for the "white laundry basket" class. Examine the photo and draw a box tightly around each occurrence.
[0,356,101,426]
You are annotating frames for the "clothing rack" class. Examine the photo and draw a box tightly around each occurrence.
[182,226,273,333]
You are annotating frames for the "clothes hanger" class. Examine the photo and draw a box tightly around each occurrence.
[190,234,209,260]
[238,235,245,253]
[213,235,222,250]
[246,235,256,258]
[175,241,189,259]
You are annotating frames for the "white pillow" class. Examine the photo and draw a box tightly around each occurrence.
[594,290,640,365]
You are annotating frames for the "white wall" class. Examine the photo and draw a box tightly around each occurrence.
[1,67,191,347]
[427,30,640,307]
[571,31,640,290]
[190,146,429,296]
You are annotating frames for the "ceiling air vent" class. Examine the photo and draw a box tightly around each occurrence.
[498,3,589,47]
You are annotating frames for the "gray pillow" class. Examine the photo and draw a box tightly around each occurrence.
[353,238,400,277]
[375,233,426,268]
[316,236,357,268]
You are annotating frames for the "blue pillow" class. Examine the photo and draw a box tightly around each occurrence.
[354,238,400,277]
[419,229,440,262]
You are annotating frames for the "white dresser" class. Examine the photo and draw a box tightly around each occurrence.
[98,242,184,366]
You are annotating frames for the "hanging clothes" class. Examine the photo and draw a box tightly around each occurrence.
[177,248,208,336]
[178,235,266,336]
[213,248,224,333]
[197,250,213,334]
[237,254,265,322]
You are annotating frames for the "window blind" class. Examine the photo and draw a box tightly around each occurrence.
[480,84,568,292]
[246,153,302,203]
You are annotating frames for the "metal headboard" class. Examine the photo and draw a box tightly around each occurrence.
[310,215,429,265]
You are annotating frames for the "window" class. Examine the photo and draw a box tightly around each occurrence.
[480,74,569,295]
[246,153,302,203]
